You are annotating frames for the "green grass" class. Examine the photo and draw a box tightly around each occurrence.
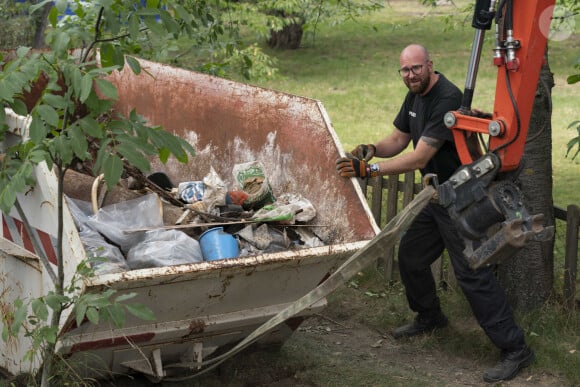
[337,265,580,384]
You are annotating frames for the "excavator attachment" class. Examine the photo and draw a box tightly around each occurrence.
[434,154,554,269]
[437,0,556,267]
[465,215,552,269]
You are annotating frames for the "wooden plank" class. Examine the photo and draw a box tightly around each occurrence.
[370,176,383,225]
[124,219,329,233]
[358,178,368,196]
[370,176,389,274]
[402,171,415,207]
[553,205,567,220]
[386,175,399,222]
[381,175,401,280]
[564,204,579,311]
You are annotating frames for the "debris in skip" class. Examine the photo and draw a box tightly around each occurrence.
[65,160,325,274]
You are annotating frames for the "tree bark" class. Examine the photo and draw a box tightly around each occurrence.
[32,2,52,49]
[267,23,304,49]
[498,50,555,310]
[266,10,304,49]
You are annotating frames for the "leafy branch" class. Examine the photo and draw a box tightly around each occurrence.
[2,259,155,370]
[0,1,208,383]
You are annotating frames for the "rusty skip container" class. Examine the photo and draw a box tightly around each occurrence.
[0,58,379,380]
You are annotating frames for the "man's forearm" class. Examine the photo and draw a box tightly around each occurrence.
[374,130,410,158]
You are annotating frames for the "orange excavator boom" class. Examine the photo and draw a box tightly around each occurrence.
[433,0,556,268]
[447,0,555,171]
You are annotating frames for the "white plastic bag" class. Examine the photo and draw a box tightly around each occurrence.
[87,193,164,254]
[202,166,228,211]
[126,229,203,269]
[66,196,129,274]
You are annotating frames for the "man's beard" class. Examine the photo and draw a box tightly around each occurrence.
[405,74,430,95]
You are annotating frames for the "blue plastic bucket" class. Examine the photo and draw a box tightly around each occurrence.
[199,227,239,261]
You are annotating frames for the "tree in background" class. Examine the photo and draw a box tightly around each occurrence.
[498,55,555,310]
[498,0,578,309]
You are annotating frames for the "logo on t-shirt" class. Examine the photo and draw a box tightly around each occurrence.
[408,111,417,118]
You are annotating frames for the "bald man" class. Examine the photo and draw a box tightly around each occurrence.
[336,44,534,383]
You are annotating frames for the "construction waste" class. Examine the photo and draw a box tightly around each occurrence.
[65,161,325,275]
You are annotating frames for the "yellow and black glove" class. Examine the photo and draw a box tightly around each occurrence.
[350,143,376,162]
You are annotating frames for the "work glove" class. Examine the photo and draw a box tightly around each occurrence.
[336,157,369,178]
[350,144,376,162]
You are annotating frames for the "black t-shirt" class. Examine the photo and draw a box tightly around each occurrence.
[393,73,462,183]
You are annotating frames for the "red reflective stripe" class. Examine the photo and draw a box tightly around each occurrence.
[37,227,58,265]
[2,218,7,241]
[16,218,35,256]
[2,217,10,241]
[2,215,57,265]
[69,332,155,353]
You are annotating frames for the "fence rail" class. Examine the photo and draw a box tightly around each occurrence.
[360,173,579,311]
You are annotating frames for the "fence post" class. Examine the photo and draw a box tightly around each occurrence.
[564,204,579,311]
[377,176,399,280]
[369,176,383,225]
[368,176,387,274]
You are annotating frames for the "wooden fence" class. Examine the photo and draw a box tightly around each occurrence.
[359,173,579,311]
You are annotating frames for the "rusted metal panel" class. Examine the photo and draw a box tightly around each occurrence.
[106,59,377,243]
[1,60,379,379]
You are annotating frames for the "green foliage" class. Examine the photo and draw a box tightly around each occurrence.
[156,0,383,77]
[518,300,580,383]
[1,260,155,371]
[140,0,280,80]
[0,1,203,213]
[0,0,31,42]
[218,0,384,45]
[557,0,580,161]
[0,1,203,380]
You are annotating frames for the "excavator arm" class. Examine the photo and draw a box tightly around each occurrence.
[434,0,556,268]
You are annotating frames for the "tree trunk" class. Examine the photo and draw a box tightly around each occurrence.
[268,23,304,49]
[498,51,555,310]
[32,2,52,49]
[266,10,304,49]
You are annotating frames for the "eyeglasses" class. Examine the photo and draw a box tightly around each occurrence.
[398,63,427,77]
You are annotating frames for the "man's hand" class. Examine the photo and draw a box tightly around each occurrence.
[336,157,368,178]
[350,144,376,161]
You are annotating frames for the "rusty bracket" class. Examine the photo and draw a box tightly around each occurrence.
[465,214,554,269]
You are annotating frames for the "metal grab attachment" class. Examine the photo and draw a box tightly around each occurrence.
[436,153,553,269]
[465,214,554,269]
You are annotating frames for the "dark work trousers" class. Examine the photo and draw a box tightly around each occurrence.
[398,202,526,351]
